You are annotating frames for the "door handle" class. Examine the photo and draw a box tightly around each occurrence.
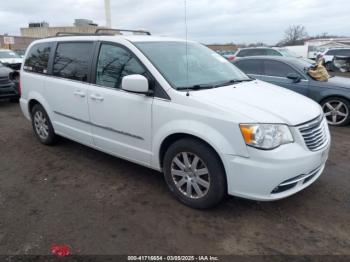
[90,94,104,102]
[74,90,86,98]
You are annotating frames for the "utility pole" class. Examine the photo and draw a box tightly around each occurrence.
[104,0,112,28]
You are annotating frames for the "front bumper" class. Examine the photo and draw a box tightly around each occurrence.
[224,132,330,201]
[0,82,19,99]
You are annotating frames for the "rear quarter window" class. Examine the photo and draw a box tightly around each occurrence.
[24,43,52,74]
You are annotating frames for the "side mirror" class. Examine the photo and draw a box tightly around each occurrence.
[287,73,301,83]
[121,74,149,94]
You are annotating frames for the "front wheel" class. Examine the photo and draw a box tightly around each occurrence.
[321,97,350,126]
[163,138,226,209]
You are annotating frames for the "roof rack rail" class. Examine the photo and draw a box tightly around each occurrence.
[55,32,98,37]
[95,28,151,35]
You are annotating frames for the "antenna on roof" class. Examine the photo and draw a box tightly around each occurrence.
[184,0,190,97]
[104,0,112,28]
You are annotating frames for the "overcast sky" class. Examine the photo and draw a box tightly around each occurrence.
[0,0,349,44]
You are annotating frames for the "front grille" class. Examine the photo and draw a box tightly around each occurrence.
[0,76,10,85]
[7,63,21,70]
[298,115,328,151]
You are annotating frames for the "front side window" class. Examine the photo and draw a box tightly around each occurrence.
[96,44,146,89]
[135,41,249,89]
[53,42,93,82]
[264,60,300,78]
[24,43,51,74]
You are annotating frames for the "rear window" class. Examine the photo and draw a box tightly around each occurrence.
[235,60,264,75]
[237,49,268,57]
[53,42,93,82]
[24,43,51,74]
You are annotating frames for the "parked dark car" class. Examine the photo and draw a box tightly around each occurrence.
[233,56,350,126]
[0,63,20,102]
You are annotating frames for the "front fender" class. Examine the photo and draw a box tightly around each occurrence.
[152,119,248,169]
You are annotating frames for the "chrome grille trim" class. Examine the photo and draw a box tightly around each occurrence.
[0,76,10,85]
[298,115,328,151]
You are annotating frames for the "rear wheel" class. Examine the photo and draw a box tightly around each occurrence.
[163,138,226,209]
[321,97,350,126]
[31,104,56,145]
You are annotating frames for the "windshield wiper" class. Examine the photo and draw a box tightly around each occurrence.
[176,84,216,90]
[214,78,254,87]
[176,78,254,91]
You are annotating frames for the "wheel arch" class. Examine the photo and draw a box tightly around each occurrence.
[320,95,350,105]
[27,92,52,119]
[158,133,226,174]
[28,99,40,115]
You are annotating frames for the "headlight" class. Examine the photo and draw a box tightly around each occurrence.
[239,124,294,150]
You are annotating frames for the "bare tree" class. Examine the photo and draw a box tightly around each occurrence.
[279,25,308,46]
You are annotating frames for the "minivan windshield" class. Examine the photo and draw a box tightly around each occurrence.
[135,41,250,90]
[0,50,21,59]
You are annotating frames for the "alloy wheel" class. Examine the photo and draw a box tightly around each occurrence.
[170,152,210,199]
[33,111,49,140]
[322,100,349,125]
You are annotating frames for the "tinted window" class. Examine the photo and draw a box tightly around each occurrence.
[237,49,267,57]
[264,60,299,77]
[53,42,93,82]
[24,43,51,74]
[96,44,146,89]
[326,50,337,56]
[235,60,263,75]
[335,49,350,56]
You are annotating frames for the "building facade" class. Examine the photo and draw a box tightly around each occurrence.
[0,35,39,52]
[20,20,106,38]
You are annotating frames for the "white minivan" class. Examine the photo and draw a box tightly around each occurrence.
[20,30,331,209]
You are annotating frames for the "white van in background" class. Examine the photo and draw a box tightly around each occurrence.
[20,30,330,208]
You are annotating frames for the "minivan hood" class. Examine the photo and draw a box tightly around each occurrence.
[0,58,22,64]
[190,80,322,125]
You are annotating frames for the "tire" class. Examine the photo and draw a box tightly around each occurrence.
[31,104,56,145]
[163,138,226,209]
[325,62,333,71]
[321,97,350,126]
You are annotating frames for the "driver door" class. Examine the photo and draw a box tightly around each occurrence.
[88,42,153,167]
